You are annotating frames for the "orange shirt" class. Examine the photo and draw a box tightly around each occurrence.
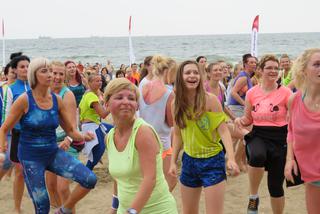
[132,71,140,82]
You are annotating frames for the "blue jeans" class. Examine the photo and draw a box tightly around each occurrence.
[21,149,97,214]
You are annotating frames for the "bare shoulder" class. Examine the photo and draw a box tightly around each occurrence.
[135,124,159,152]
[206,93,223,113]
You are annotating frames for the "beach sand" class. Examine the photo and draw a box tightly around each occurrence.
[1,153,307,214]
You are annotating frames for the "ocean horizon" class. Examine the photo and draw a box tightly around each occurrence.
[1,32,319,68]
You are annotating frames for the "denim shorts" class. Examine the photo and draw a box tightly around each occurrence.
[180,151,226,188]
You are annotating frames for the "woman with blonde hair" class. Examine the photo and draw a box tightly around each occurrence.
[0,57,96,214]
[79,73,111,170]
[139,55,177,191]
[45,61,79,211]
[105,78,178,214]
[169,60,239,214]
[285,48,320,214]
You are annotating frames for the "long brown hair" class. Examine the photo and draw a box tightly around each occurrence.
[174,60,206,129]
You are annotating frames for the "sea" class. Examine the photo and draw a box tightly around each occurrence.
[1,32,319,68]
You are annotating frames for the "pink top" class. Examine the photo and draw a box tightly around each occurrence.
[245,85,292,126]
[287,91,320,182]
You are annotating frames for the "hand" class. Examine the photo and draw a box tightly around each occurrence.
[168,162,178,178]
[108,208,117,214]
[83,131,95,141]
[59,138,71,151]
[226,159,240,177]
[234,118,243,130]
[0,152,6,167]
[284,159,298,183]
[0,140,8,153]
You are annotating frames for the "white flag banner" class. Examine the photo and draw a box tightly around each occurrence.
[128,16,135,66]
[251,15,259,58]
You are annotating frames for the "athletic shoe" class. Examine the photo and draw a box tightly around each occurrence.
[247,197,259,214]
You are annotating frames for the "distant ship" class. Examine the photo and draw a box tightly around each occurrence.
[38,36,52,40]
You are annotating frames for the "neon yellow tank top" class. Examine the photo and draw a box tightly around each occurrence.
[106,118,178,214]
[181,111,227,158]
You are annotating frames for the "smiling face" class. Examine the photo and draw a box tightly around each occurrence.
[209,64,223,81]
[107,89,138,120]
[182,63,201,90]
[261,60,280,83]
[305,52,320,86]
[88,75,102,91]
[280,57,291,71]
[66,62,77,77]
[52,65,66,90]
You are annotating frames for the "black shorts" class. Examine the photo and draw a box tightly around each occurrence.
[10,128,20,163]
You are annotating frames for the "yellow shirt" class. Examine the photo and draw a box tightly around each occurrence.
[181,111,227,158]
[79,91,100,124]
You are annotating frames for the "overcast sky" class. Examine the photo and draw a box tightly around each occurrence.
[1,0,319,39]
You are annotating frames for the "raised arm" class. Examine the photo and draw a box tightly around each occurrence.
[58,96,93,142]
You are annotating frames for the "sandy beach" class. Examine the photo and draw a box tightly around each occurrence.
[1,153,307,214]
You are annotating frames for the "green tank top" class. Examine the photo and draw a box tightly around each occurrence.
[106,118,177,214]
[181,111,227,158]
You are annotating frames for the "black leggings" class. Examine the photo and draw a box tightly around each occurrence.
[245,125,287,198]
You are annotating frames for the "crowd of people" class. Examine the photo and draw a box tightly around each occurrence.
[0,48,319,214]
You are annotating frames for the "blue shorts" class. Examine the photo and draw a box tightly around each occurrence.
[180,152,226,188]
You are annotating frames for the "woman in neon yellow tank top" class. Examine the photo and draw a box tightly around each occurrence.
[169,60,240,214]
[104,78,178,214]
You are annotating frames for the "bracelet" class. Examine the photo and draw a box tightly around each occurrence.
[111,195,119,210]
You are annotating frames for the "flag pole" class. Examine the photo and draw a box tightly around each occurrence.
[128,15,135,66]
[2,18,5,67]
[251,15,259,58]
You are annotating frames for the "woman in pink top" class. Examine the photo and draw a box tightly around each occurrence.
[235,55,292,214]
[284,48,320,214]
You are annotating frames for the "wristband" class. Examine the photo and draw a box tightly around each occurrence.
[66,136,73,142]
[127,208,138,214]
[111,195,119,210]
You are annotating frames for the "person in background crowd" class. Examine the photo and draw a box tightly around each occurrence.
[46,61,79,212]
[131,63,140,83]
[115,70,125,78]
[77,61,84,73]
[65,61,86,107]
[2,54,30,214]
[79,73,110,170]
[196,56,207,81]
[125,67,138,86]
[285,48,320,214]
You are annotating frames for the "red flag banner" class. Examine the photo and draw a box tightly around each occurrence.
[251,15,259,57]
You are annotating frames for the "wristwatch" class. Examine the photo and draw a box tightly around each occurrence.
[127,208,138,214]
